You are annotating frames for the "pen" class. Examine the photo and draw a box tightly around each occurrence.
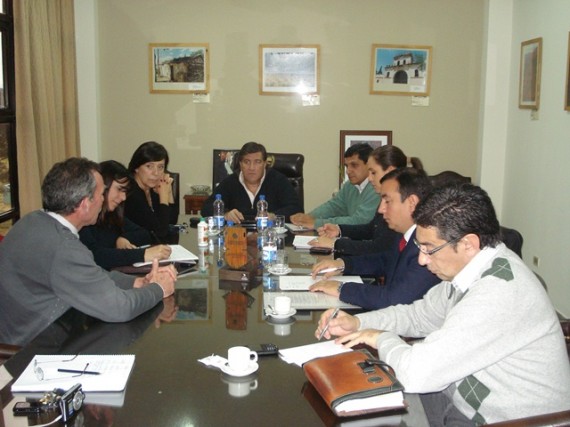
[138,244,151,249]
[312,266,344,275]
[57,369,101,375]
[318,308,340,341]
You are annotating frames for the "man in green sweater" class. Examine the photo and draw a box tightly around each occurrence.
[290,143,379,229]
[316,183,570,425]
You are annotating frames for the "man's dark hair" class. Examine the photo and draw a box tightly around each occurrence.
[413,183,501,249]
[344,143,373,163]
[128,141,170,172]
[238,141,267,162]
[380,167,432,202]
[42,157,101,215]
[429,170,470,188]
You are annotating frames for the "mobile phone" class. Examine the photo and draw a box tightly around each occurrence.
[309,247,333,255]
[255,343,279,356]
[13,401,42,415]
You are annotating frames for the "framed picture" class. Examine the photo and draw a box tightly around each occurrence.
[339,130,392,186]
[564,33,570,111]
[149,43,210,94]
[370,44,432,96]
[259,44,320,95]
[518,37,542,109]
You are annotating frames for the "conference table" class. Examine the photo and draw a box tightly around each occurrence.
[1,222,428,426]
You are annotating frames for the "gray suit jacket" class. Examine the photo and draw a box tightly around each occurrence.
[0,211,164,346]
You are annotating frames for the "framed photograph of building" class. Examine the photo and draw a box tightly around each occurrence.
[339,130,392,186]
[564,33,570,111]
[518,37,542,109]
[149,43,210,94]
[370,44,432,96]
[259,44,320,95]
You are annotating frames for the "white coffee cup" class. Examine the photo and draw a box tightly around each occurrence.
[228,379,258,398]
[227,346,258,372]
[274,296,292,315]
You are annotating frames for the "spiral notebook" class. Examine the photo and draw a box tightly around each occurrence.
[11,354,136,392]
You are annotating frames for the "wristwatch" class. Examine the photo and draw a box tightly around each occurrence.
[337,282,344,295]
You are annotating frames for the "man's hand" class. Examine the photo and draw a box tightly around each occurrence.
[308,236,335,249]
[314,309,360,340]
[134,259,177,297]
[144,245,172,262]
[318,223,341,238]
[225,209,245,224]
[336,329,383,349]
[290,213,315,228]
[311,259,345,279]
[309,280,342,297]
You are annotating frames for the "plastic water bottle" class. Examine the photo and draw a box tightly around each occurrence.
[256,195,268,232]
[213,194,225,233]
[262,220,277,270]
[197,217,208,247]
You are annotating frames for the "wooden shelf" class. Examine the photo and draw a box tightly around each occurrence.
[184,194,208,215]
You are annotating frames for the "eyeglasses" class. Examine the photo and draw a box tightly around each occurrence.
[413,236,462,256]
[33,355,89,381]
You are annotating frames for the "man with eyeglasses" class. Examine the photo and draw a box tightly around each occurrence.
[315,183,570,425]
[310,168,440,310]
[201,142,302,223]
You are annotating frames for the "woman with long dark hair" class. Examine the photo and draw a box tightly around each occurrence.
[80,160,171,270]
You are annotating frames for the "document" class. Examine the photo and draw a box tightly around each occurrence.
[11,354,135,392]
[279,275,363,291]
[133,244,198,267]
[279,340,352,367]
[264,292,359,311]
[292,235,316,249]
[286,223,315,233]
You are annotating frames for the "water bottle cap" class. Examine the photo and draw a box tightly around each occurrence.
[259,195,265,200]
[268,220,274,227]
[227,221,234,226]
[215,194,222,199]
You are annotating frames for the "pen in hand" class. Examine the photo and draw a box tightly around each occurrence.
[312,266,344,275]
[318,308,340,341]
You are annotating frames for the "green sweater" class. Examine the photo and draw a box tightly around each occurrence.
[309,181,379,228]
[357,244,570,425]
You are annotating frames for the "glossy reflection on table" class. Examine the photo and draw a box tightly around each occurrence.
[1,225,428,427]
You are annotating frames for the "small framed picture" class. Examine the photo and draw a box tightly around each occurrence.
[339,130,392,186]
[259,44,320,95]
[518,37,542,109]
[564,33,570,111]
[149,43,210,94]
[370,44,432,96]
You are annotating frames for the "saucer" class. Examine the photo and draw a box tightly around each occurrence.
[268,266,292,276]
[274,227,287,235]
[220,361,259,377]
[267,308,297,319]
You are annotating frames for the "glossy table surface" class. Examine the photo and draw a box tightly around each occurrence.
[1,224,428,427]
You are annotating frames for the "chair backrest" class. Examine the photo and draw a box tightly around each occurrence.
[499,226,523,258]
[167,171,180,224]
[267,153,304,211]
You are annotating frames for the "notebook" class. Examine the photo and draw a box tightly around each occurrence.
[133,244,198,267]
[11,354,136,392]
[279,275,363,291]
[264,292,359,311]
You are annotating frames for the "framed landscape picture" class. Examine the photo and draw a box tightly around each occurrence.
[149,43,210,94]
[259,44,320,95]
[518,37,542,109]
[370,44,432,96]
[339,130,392,186]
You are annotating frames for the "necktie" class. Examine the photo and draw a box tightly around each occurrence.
[399,237,406,252]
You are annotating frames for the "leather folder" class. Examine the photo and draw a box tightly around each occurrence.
[302,350,406,417]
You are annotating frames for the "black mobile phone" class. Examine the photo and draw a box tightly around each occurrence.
[255,343,279,356]
[13,401,42,415]
[309,247,333,255]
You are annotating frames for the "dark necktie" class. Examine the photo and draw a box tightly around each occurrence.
[398,237,406,253]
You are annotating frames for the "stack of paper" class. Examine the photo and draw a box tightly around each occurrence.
[279,275,363,291]
[286,223,315,233]
[292,235,316,249]
[264,292,359,311]
[279,340,352,367]
[133,244,198,267]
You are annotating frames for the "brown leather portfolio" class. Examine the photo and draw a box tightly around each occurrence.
[302,350,406,417]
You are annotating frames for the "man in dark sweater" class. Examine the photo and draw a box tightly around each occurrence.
[201,142,302,222]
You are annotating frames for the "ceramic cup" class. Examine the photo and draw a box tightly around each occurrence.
[273,323,292,336]
[274,296,292,315]
[227,346,258,372]
[228,379,258,398]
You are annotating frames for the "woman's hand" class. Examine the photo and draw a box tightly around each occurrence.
[116,237,136,249]
[144,244,172,262]
[154,172,174,205]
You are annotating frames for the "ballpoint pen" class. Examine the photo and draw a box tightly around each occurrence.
[57,369,101,375]
[312,266,344,275]
[318,307,340,341]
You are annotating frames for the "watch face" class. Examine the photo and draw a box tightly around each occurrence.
[72,391,85,411]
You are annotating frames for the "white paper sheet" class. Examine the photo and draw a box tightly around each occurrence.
[279,275,363,291]
[279,340,352,367]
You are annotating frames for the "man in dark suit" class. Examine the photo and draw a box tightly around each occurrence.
[310,168,439,310]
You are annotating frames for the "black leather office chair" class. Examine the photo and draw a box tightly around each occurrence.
[500,226,523,258]
[167,171,180,225]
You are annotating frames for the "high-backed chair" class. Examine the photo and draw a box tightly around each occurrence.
[500,226,523,258]
[167,171,180,224]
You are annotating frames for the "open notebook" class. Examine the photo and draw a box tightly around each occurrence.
[11,355,135,392]
[133,244,198,267]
